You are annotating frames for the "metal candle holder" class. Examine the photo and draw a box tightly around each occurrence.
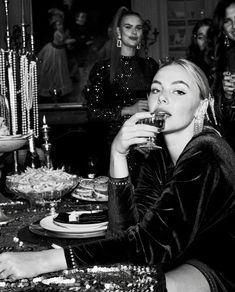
[41,115,53,169]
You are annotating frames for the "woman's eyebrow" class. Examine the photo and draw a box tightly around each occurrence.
[152,80,189,88]
[152,80,162,85]
[172,80,189,88]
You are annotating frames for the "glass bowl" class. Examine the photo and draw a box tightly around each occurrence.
[6,167,79,207]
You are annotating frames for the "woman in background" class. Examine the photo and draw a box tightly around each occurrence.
[187,18,214,86]
[211,0,235,151]
[83,6,158,176]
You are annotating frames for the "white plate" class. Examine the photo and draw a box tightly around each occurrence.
[29,222,106,239]
[40,214,108,234]
[53,210,108,230]
[72,190,108,202]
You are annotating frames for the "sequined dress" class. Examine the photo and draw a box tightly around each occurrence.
[83,55,158,145]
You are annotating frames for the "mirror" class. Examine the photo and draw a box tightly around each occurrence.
[32,0,131,105]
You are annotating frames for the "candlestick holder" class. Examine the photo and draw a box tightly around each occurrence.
[41,116,53,169]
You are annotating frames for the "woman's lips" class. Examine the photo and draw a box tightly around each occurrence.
[155,110,171,117]
[129,37,138,41]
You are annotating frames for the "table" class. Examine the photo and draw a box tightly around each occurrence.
[0,195,165,291]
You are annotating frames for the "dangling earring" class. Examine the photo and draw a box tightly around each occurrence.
[224,34,230,47]
[116,36,122,48]
[194,99,208,135]
[208,94,218,126]
[136,43,141,50]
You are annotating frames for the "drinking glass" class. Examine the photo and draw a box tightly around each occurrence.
[136,112,167,150]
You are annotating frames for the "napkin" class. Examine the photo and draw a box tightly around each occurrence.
[54,210,108,224]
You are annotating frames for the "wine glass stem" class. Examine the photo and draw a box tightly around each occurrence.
[49,202,56,216]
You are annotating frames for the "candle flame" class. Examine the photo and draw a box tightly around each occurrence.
[43,115,46,125]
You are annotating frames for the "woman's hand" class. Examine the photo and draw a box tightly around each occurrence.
[110,112,158,178]
[0,252,44,280]
[0,249,67,280]
[223,72,235,99]
[112,112,157,155]
[121,99,149,116]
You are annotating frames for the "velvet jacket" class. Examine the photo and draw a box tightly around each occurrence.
[64,128,235,291]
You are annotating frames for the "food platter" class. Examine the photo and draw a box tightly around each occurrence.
[72,190,108,202]
[6,167,79,204]
[72,176,109,202]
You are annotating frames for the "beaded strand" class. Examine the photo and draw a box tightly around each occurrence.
[30,60,39,138]
[7,50,17,135]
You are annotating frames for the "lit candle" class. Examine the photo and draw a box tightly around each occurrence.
[42,115,49,130]
[43,115,46,125]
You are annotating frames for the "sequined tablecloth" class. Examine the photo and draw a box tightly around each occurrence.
[0,197,164,291]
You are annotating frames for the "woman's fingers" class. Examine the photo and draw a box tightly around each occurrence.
[124,112,152,126]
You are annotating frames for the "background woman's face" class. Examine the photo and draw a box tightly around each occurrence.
[148,64,201,134]
[76,12,87,26]
[118,15,143,48]
[196,25,209,51]
[224,3,235,41]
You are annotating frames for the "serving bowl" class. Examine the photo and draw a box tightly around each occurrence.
[6,167,79,211]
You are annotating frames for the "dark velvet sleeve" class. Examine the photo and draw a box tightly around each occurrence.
[64,133,235,291]
[83,61,122,123]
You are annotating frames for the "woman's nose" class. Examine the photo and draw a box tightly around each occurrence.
[158,93,168,104]
[131,28,137,35]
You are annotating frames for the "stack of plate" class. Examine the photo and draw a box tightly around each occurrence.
[30,210,108,239]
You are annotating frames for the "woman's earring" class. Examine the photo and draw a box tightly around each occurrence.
[224,34,230,47]
[208,94,218,126]
[136,43,141,50]
[194,100,208,135]
[116,37,122,48]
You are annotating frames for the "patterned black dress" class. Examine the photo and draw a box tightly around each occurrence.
[83,55,158,175]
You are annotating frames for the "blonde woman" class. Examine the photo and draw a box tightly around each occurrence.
[0,60,235,292]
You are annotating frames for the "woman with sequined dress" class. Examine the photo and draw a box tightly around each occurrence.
[83,7,158,176]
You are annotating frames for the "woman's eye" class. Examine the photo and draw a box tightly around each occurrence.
[150,88,160,94]
[136,26,143,31]
[174,90,186,95]
[224,19,232,26]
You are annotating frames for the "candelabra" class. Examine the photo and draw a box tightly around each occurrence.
[41,115,53,169]
[142,19,159,57]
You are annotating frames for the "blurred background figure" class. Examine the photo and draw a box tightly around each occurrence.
[37,8,74,101]
[68,10,94,82]
[186,18,215,86]
[212,0,235,152]
[83,6,158,176]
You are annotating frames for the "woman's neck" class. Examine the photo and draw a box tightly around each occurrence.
[164,124,194,165]
[121,46,136,57]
